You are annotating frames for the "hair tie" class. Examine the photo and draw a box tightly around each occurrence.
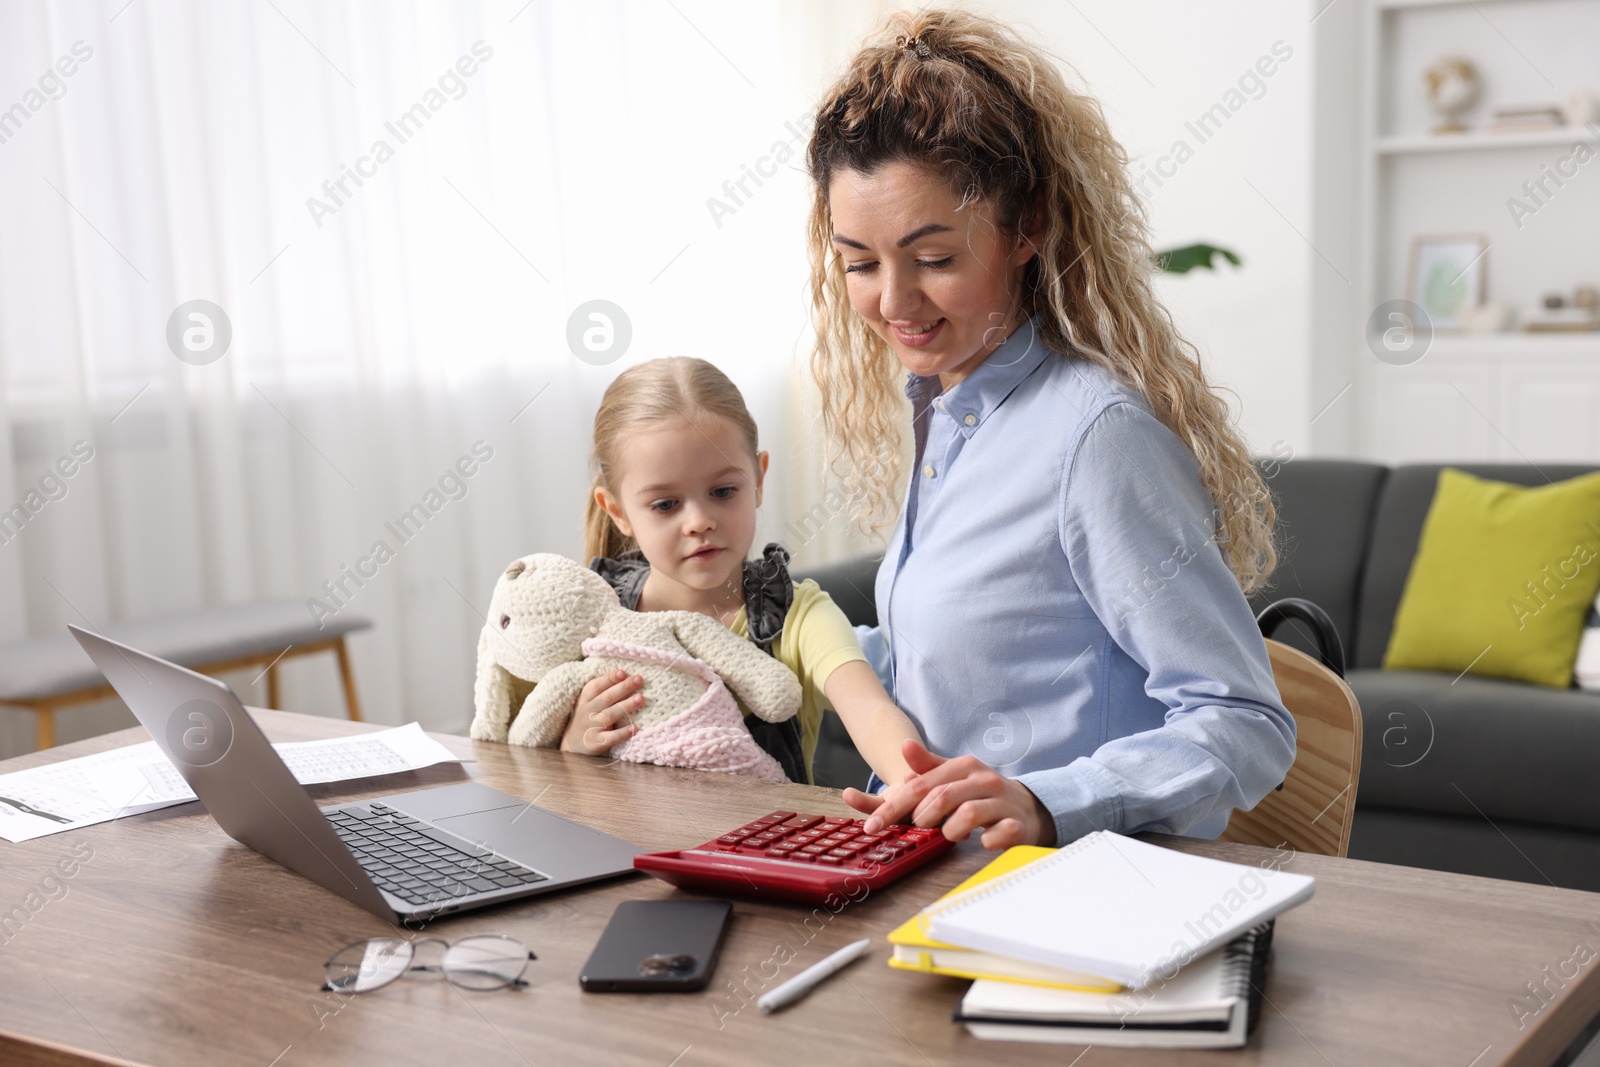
[896,34,932,60]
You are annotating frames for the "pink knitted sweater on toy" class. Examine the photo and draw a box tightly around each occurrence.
[582,637,789,782]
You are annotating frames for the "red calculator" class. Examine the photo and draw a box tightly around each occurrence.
[634,810,955,905]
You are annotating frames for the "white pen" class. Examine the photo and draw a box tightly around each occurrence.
[758,938,873,1014]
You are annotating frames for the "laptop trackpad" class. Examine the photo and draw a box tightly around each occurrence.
[402,786,642,881]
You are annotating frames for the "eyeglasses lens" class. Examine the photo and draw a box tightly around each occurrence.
[325,938,412,993]
[442,935,530,991]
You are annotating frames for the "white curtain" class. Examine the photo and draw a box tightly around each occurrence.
[0,0,892,754]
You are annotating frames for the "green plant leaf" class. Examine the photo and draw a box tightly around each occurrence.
[1154,243,1242,274]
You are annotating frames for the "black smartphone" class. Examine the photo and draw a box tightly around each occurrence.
[579,899,733,992]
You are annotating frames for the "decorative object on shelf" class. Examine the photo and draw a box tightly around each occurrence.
[1566,90,1600,129]
[1424,58,1480,134]
[1459,300,1514,334]
[1524,286,1600,332]
[1487,105,1566,135]
[1407,235,1488,330]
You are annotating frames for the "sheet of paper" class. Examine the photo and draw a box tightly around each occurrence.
[0,722,470,843]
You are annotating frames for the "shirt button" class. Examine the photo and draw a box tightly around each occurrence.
[923,464,936,478]
[963,413,977,427]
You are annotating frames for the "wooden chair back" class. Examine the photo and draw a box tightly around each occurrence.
[1220,638,1363,858]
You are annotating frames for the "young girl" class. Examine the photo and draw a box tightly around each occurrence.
[566,356,918,788]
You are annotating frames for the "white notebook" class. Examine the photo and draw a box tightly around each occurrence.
[923,831,1314,989]
[957,923,1273,1049]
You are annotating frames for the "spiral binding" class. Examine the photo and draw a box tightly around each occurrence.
[1236,921,1275,1035]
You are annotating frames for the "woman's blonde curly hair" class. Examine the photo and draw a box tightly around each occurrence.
[805,9,1277,594]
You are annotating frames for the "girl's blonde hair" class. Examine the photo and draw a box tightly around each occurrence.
[805,9,1277,593]
[584,357,760,564]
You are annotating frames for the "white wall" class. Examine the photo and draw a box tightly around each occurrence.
[0,1,1321,754]
[949,1,1317,460]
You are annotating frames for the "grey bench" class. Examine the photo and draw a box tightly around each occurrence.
[0,600,372,750]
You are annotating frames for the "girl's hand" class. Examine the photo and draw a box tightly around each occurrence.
[842,738,1057,850]
[560,670,644,756]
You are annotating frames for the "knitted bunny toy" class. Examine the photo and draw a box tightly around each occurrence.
[468,553,801,781]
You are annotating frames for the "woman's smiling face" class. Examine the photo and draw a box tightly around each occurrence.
[827,160,1039,388]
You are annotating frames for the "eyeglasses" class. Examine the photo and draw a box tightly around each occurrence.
[322,935,537,993]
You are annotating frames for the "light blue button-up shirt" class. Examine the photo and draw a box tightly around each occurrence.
[854,316,1295,845]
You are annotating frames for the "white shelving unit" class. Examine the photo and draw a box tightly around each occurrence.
[1374,126,1600,155]
[1352,0,1600,464]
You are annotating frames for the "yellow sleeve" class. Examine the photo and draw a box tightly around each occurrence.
[727,578,869,783]
[780,579,869,709]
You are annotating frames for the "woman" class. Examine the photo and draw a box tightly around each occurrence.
[805,10,1295,850]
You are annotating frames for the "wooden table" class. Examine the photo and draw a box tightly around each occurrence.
[0,710,1597,1067]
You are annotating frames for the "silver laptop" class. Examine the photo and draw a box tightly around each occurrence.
[69,625,642,923]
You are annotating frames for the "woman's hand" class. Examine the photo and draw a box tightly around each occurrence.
[842,738,1057,849]
[560,670,643,756]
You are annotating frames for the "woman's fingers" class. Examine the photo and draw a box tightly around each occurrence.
[901,738,947,776]
[979,817,1032,851]
[938,796,1015,842]
[909,766,1010,830]
[862,755,979,831]
[860,782,924,833]
[841,787,884,814]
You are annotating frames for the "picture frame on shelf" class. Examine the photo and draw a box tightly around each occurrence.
[1407,234,1488,331]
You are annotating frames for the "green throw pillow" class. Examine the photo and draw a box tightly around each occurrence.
[1384,469,1600,687]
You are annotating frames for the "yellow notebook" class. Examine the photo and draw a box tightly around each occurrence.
[886,846,1123,992]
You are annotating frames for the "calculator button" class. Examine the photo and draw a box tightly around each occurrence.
[799,845,827,855]
[816,855,843,865]
[781,816,823,831]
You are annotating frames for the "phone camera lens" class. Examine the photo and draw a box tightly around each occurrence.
[639,953,696,977]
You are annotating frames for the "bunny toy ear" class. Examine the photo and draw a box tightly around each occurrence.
[469,628,515,741]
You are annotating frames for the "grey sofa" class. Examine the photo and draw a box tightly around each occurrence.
[796,458,1600,893]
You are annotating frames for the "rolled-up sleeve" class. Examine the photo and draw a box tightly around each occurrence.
[1015,401,1296,844]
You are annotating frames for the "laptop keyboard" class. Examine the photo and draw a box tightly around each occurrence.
[325,801,548,908]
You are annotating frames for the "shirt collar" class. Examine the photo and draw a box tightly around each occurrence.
[903,315,1052,435]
